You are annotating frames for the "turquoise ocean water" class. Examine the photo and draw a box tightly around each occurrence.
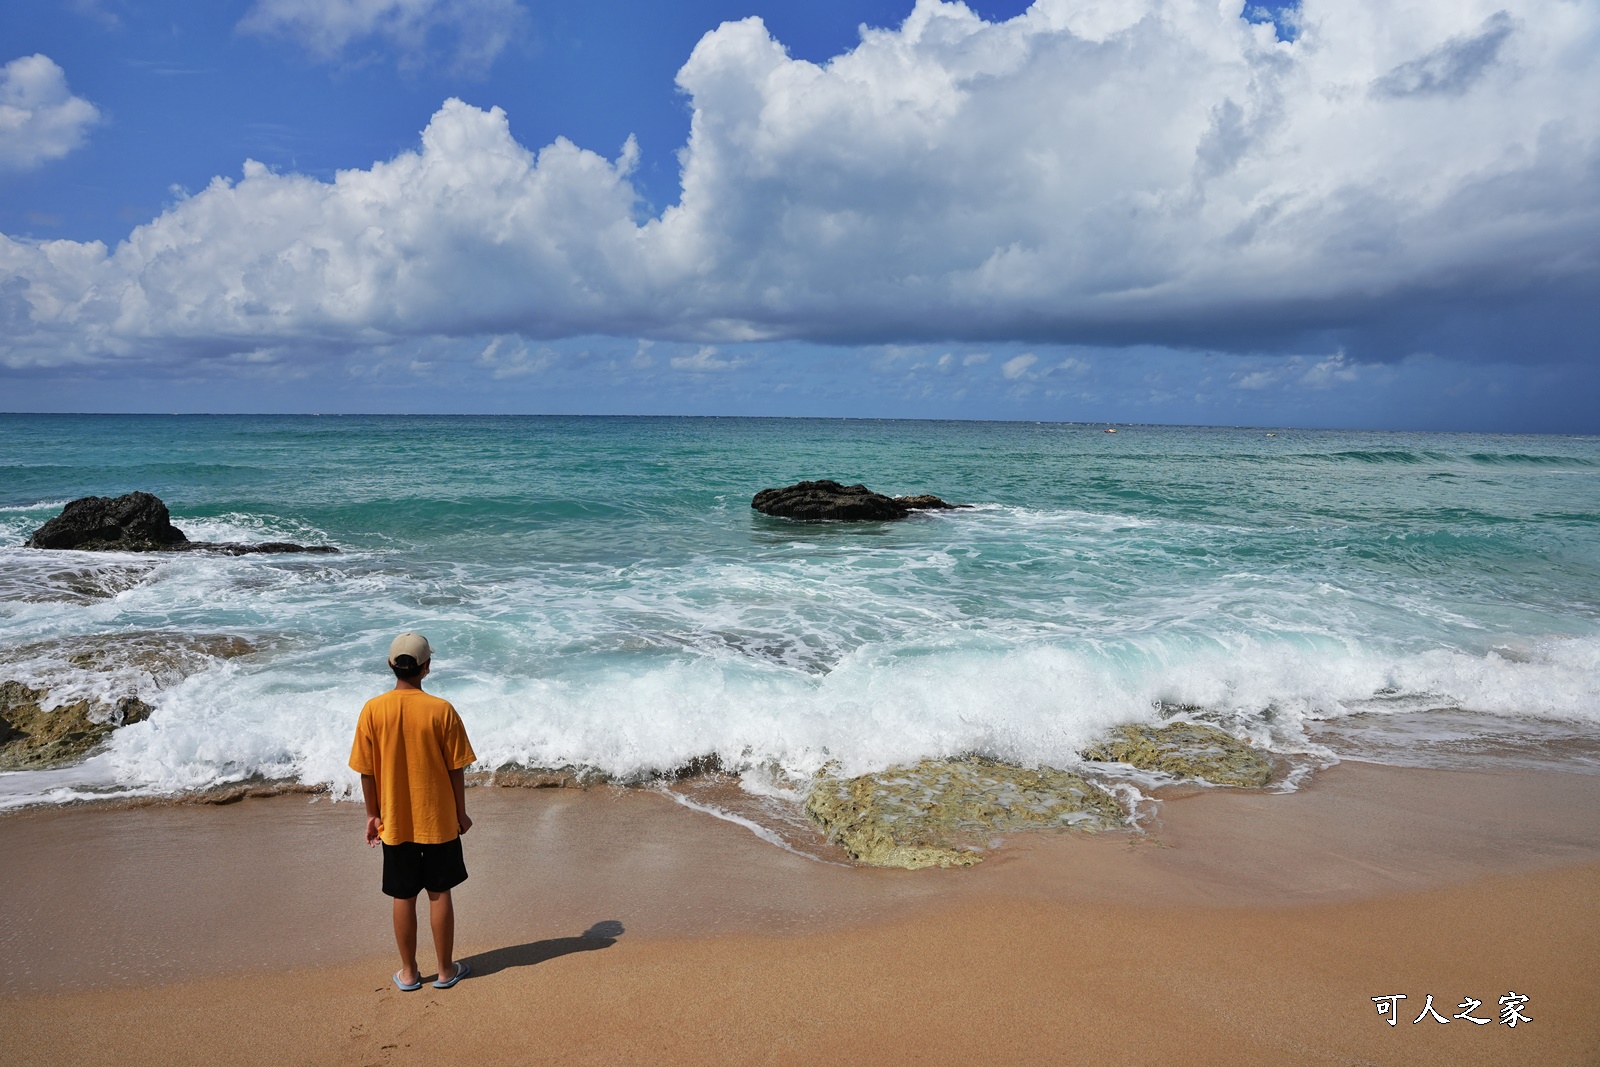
[2,414,1598,811]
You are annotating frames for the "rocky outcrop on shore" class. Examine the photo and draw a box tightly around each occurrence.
[0,632,259,770]
[751,480,967,521]
[25,492,338,554]
[805,756,1125,869]
[0,682,153,770]
[1081,721,1274,787]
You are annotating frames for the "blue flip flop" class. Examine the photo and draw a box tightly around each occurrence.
[432,961,470,989]
[393,971,422,992]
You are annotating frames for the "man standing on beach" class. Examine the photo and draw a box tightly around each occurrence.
[349,633,477,991]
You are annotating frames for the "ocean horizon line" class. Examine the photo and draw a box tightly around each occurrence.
[1,410,1594,439]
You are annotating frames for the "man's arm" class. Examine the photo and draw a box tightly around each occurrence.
[360,773,383,847]
[450,767,472,835]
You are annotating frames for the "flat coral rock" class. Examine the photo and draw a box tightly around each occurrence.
[805,756,1125,869]
[1081,721,1273,787]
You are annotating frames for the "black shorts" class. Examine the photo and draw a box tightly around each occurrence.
[381,837,468,898]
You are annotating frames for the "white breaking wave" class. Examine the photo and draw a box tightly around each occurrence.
[172,512,338,546]
[0,627,1590,808]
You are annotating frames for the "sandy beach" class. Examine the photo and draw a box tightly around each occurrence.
[3,760,1598,1066]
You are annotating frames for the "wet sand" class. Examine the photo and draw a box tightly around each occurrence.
[3,760,1599,1065]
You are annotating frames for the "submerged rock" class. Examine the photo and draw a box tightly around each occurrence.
[891,494,961,511]
[752,480,966,521]
[480,765,595,789]
[1080,722,1273,787]
[55,631,259,682]
[24,493,337,554]
[0,559,159,604]
[0,681,153,770]
[805,756,1125,869]
[169,541,339,556]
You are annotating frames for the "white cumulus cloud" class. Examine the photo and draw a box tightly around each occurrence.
[238,0,526,71]
[1002,353,1038,379]
[4,0,1600,370]
[0,55,100,171]
[1300,351,1361,388]
[671,345,743,371]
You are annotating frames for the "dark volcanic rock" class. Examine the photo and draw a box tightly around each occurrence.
[751,480,967,521]
[25,493,337,554]
[25,492,187,551]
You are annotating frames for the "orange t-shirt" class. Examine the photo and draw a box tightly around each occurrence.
[348,689,476,846]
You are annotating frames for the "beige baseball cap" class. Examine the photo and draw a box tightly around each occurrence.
[388,632,432,667]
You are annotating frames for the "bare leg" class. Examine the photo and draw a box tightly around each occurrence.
[428,888,456,980]
[392,895,420,985]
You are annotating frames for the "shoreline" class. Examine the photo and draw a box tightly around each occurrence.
[7,732,1595,819]
[4,760,1600,1064]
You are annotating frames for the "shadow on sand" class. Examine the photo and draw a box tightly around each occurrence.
[464,920,624,978]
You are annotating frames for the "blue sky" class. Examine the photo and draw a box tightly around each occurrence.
[2,0,1597,430]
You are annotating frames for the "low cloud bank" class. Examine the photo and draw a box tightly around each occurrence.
[4,0,1598,370]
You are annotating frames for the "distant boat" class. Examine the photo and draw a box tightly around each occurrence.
[1103,427,1117,433]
